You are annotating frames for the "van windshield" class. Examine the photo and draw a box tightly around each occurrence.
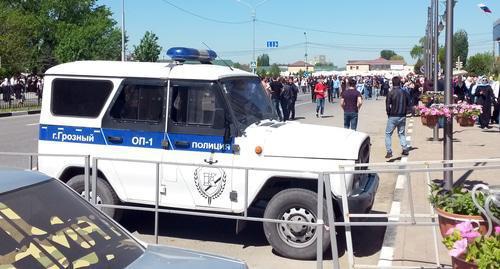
[220,77,276,130]
[0,179,143,268]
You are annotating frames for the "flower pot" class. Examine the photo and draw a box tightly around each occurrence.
[421,115,438,128]
[451,255,478,269]
[435,208,488,238]
[456,116,475,127]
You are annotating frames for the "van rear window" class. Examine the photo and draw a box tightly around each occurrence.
[51,79,113,117]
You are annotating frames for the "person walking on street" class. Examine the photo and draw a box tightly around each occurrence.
[287,77,299,120]
[385,76,410,158]
[333,76,340,99]
[327,77,334,103]
[314,79,327,117]
[341,78,362,130]
[281,77,295,121]
[474,77,495,129]
[269,77,284,121]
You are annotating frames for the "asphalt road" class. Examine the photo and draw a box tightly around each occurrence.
[0,94,398,268]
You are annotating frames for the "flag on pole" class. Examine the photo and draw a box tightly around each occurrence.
[478,3,492,13]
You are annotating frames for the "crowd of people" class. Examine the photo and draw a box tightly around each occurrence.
[0,74,43,106]
[261,73,499,156]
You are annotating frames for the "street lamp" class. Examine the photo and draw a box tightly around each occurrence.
[304,32,308,73]
[443,0,455,189]
[236,0,270,73]
[121,0,125,61]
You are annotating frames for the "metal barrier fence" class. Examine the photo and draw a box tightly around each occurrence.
[1,151,499,269]
[0,91,41,110]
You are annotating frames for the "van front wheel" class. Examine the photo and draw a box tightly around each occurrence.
[263,188,330,260]
[66,175,121,220]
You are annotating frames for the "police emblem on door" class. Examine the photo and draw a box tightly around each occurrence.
[194,167,226,205]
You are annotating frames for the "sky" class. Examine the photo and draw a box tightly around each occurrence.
[97,0,499,67]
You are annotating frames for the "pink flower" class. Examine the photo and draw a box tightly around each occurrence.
[462,231,481,242]
[495,226,500,235]
[456,221,474,234]
[446,227,455,235]
[449,239,468,257]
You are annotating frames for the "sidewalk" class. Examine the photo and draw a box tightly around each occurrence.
[390,117,500,268]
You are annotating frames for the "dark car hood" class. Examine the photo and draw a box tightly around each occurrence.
[126,244,246,269]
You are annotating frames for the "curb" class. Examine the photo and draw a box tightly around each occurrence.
[0,110,41,118]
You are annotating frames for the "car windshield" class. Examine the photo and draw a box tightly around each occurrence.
[220,77,276,130]
[0,179,143,269]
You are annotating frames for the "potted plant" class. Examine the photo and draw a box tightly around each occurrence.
[417,104,452,128]
[453,102,482,127]
[429,183,500,237]
[443,221,499,269]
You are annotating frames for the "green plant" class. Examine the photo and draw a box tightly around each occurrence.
[443,221,500,269]
[429,183,500,218]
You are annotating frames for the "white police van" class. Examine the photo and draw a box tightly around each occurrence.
[38,47,378,260]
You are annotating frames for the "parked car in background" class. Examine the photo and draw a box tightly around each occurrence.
[0,168,247,269]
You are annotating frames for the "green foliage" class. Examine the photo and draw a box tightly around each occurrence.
[466,236,500,269]
[429,183,500,218]
[0,0,123,75]
[453,30,469,67]
[466,52,494,77]
[414,58,424,74]
[256,68,267,78]
[380,50,397,60]
[132,31,162,62]
[410,37,426,60]
[390,55,405,62]
[257,54,269,66]
[268,64,281,78]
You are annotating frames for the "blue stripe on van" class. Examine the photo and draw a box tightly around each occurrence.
[39,124,233,153]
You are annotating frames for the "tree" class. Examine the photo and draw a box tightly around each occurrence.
[257,54,270,66]
[0,0,123,75]
[256,68,267,78]
[233,62,251,72]
[380,50,397,60]
[133,31,162,62]
[410,37,426,60]
[466,52,493,76]
[453,30,469,67]
[268,64,281,78]
[390,55,405,62]
[414,58,424,74]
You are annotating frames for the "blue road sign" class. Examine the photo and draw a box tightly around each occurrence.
[266,41,279,48]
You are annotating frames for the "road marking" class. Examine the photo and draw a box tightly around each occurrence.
[378,118,413,267]
[26,123,38,126]
[378,246,395,267]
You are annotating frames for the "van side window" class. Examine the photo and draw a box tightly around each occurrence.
[170,84,220,126]
[51,79,112,117]
[110,84,164,122]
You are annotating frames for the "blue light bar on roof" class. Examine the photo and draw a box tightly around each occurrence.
[166,47,217,63]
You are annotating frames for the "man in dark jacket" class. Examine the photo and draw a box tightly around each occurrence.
[385,76,410,158]
[281,77,296,121]
[269,77,283,121]
[284,77,299,120]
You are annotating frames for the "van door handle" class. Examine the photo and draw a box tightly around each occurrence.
[175,141,190,148]
[107,136,123,144]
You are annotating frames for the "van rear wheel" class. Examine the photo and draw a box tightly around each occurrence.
[263,188,330,260]
[66,175,121,220]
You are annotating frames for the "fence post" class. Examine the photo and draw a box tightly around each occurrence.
[406,171,416,225]
[340,166,355,269]
[425,163,441,267]
[84,155,90,202]
[323,173,340,269]
[91,158,98,205]
[316,173,324,269]
[155,163,160,244]
[28,155,33,170]
[244,169,249,217]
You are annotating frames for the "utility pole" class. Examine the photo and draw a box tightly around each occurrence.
[433,0,439,91]
[121,0,125,62]
[443,0,455,189]
[304,32,308,73]
[426,7,432,80]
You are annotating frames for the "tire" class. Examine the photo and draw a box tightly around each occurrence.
[66,175,122,220]
[263,188,330,260]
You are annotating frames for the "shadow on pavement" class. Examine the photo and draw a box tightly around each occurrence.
[119,208,388,259]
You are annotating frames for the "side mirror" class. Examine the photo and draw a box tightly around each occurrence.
[213,108,226,130]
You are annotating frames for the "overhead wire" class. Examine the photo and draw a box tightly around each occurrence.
[159,0,252,24]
